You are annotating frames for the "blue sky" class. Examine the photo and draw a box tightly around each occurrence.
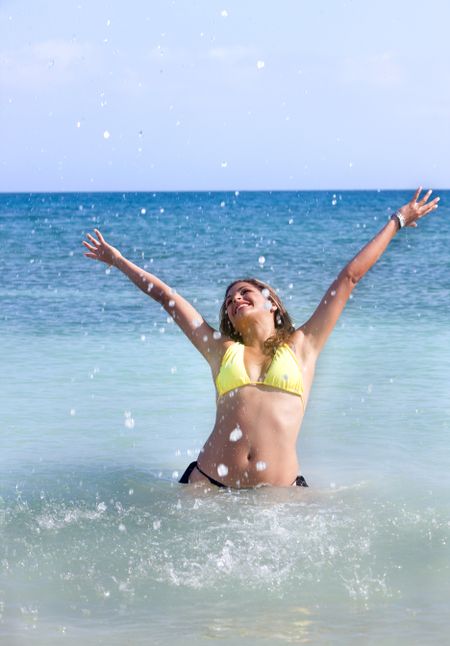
[1,0,449,191]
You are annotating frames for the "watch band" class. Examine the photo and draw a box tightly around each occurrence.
[391,210,406,229]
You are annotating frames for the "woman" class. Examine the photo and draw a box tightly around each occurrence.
[83,188,439,489]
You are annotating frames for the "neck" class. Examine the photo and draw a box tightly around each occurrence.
[239,320,276,350]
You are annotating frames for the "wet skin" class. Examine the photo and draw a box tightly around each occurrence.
[189,282,315,488]
[83,189,440,488]
[191,385,304,487]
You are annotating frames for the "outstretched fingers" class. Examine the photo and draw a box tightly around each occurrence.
[412,186,423,202]
[399,187,441,228]
[94,229,106,244]
[82,240,97,253]
[423,196,440,214]
[87,233,100,247]
[417,193,440,216]
[418,189,433,205]
[82,228,119,266]
[409,189,440,225]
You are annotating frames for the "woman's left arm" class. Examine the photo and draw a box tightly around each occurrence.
[296,188,440,357]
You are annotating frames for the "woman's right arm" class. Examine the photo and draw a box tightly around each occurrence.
[83,229,224,363]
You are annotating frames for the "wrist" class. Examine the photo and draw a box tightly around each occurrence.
[389,211,405,232]
[111,252,124,268]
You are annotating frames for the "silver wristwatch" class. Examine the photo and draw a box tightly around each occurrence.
[390,210,406,229]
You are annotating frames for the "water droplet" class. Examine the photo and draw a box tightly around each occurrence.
[220,201,226,207]
[128,488,134,495]
[330,290,336,296]
[153,519,161,530]
[221,161,228,168]
[258,255,266,265]
[256,60,265,69]
[118,523,126,532]
[220,9,228,17]
[69,408,76,416]
[76,121,81,128]
[172,470,179,479]
[160,207,165,213]
[213,331,222,340]
[170,366,177,374]
[217,464,228,477]
[140,208,146,215]
[140,334,146,342]
[103,130,110,139]
[229,426,243,442]
[288,218,294,225]
[124,411,135,429]
[256,461,267,471]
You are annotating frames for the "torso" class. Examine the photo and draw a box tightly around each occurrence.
[190,334,317,488]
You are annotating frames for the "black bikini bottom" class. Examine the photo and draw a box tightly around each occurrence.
[179,461,308,488]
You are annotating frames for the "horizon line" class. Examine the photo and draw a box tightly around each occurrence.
[1,186,447,195]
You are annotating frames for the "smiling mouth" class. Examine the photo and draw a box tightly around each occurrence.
[234,303,250,315]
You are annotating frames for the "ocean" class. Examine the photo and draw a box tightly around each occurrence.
[1,190,449,644]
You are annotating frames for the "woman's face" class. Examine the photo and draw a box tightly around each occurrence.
[224,281,274,330]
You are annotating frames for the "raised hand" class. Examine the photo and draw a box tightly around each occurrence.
[396,187,440,228]
[82,229,122,266]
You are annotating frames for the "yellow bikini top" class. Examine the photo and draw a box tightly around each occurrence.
[215,342,304,401]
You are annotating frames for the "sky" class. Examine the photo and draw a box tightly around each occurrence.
[1,0,449,192]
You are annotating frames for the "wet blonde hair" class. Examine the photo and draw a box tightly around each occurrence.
[219,278,295,356]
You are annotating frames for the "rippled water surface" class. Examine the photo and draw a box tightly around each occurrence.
[1,191,449,644]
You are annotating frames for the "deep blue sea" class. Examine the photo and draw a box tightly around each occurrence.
[1,190,449,644]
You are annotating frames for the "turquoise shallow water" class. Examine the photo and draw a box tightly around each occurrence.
[1,191,450,643]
